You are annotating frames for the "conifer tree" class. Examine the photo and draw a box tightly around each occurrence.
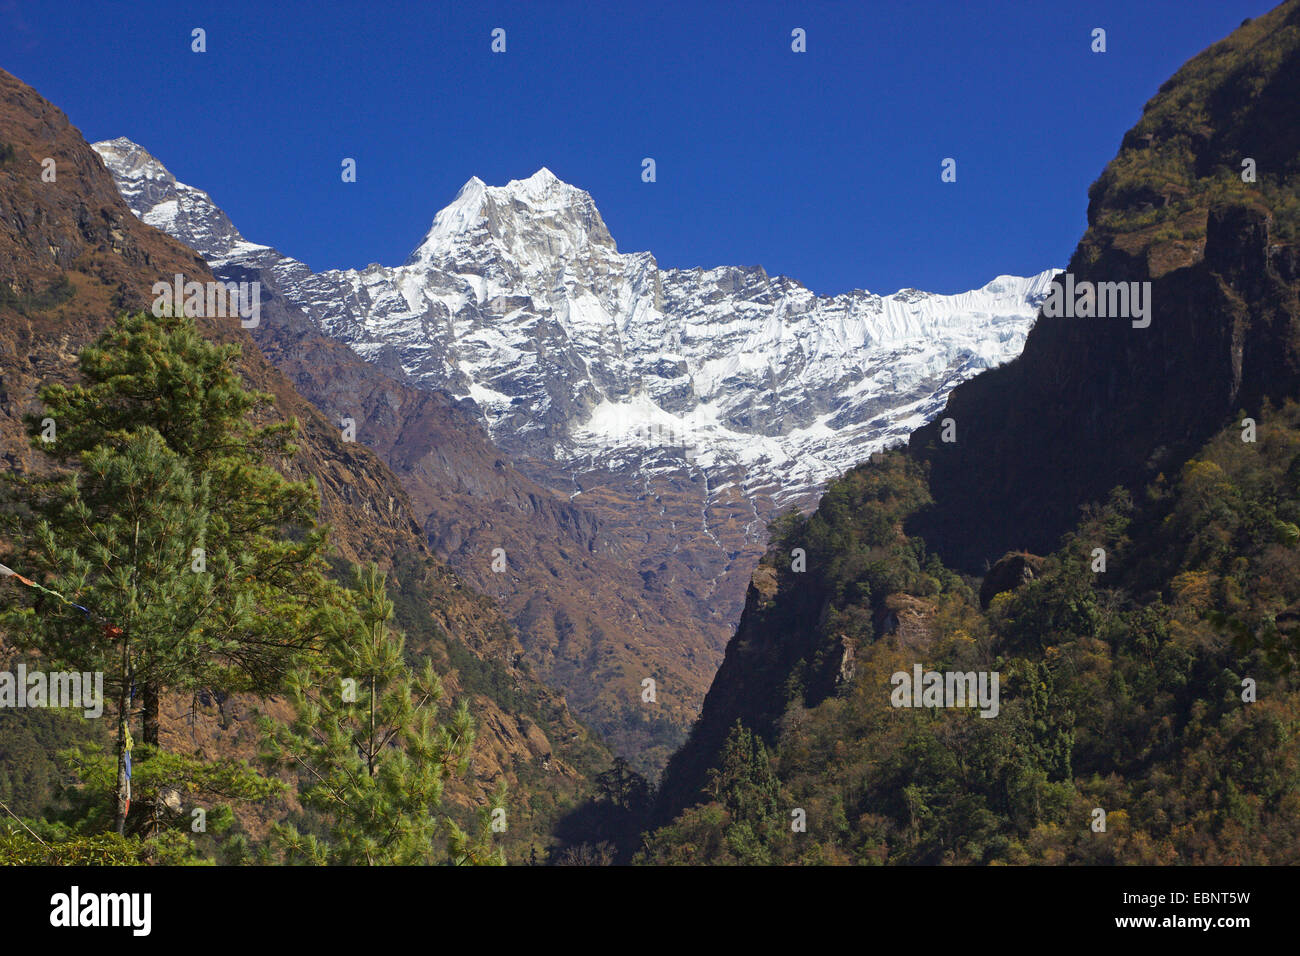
[262,563,505,865]
[1,310,335,832]
[4,429,212,832]
[18,311,332,735]
[708,721,780,825]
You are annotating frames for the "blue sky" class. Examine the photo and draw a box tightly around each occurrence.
[1,0,1276,295]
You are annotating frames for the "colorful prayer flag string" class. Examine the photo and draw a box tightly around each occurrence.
[122,722,133,817]
[0,561,90,615]
[2,561,104,621]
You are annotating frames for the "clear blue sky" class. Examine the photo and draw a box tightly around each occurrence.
[1,0,1277,295]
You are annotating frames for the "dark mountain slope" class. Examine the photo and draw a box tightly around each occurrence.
[651,1,1300,851]
[909,3,1300,573]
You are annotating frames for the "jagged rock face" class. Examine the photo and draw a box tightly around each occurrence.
[912,200,1299,574]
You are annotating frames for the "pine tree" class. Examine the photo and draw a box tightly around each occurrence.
[3,429,214,832]
[708,721,780,826]
[1,310,334,832]
[701,722,785,864]
[262,563,504,865]
[595,756,652,815]
[16,310,333,740]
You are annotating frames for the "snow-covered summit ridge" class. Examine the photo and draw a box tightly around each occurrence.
[91,138,271,264]
[406,167,617,270]
[91,138,1060,507]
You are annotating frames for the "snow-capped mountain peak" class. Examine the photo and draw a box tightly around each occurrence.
[406,167,616,270]
[408,175,488,257]
[91,137,1058,511]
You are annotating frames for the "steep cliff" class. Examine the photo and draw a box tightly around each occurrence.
[908,4,1300,572]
